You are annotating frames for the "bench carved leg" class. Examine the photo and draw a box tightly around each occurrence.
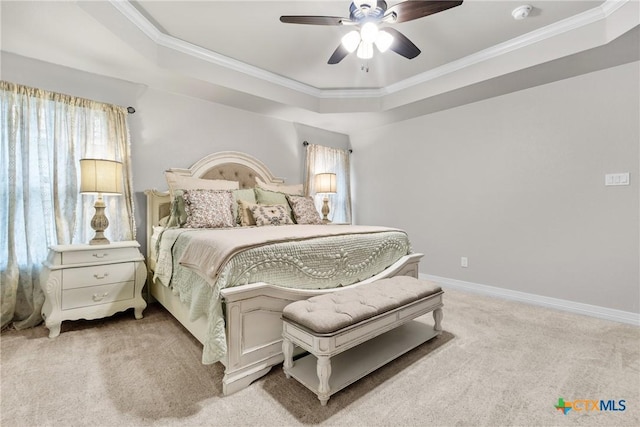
[282,337,294,379]
[316,355,332,406]
[433,307,443,332]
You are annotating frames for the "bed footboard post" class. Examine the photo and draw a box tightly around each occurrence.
[401,255,421,278]
[221,287,293,396]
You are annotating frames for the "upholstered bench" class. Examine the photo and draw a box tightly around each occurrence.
[281,276,443,405]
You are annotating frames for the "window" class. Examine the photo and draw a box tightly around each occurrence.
[0,81,135,329]
[304,144,352,224]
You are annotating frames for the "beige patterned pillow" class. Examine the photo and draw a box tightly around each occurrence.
[237,199,258,226]
[182,189,234,228]
[287,195,322,224]
[232,189,257,225]
[250,204,294,227]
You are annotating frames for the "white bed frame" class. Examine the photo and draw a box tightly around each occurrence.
[144,151,423,395]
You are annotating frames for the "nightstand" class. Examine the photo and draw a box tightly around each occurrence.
[40,241,147,338]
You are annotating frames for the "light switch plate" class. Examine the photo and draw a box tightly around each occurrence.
[605,173,630,186]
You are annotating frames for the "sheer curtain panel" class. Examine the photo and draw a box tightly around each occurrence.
[0,81,136,330]
[304,143,352,224]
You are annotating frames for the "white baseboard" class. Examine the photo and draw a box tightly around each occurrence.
[422,274,640,326]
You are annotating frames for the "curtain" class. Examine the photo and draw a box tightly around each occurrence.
[304,143,352,224]
[0,81,136,330]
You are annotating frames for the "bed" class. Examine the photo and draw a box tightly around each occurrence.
[144,151,423,395]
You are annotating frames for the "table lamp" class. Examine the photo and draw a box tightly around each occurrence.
[315,173,337,223]
[80,159,123,245]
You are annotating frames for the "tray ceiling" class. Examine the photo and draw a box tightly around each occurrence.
[1,1,638,133]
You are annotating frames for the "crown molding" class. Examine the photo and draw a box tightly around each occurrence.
[385,0,629,94]
[109,0,324,97]
[110,0,631,101]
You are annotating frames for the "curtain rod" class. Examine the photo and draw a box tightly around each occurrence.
[127,107,136,114]
[303,141,353,153]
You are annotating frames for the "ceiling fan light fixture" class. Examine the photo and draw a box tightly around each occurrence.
[357,41,374,59]
[375,30,393,52]
[280,0,462,65]
[341,30,361,52]
[360,22,379,44]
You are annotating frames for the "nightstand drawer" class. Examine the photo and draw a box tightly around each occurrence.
[62,281,134,310]
[61,247,141,265]
[62,263,135,290]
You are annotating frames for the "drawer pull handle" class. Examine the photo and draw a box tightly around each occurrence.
[92,292,109,302]
[92,253,109,259]
[93,273,109,280]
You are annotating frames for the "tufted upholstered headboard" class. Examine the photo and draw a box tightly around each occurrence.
[200,164,260,189]
[144,151,287,272]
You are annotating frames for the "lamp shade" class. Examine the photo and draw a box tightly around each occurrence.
[360,22,379,44]
[80,159,123,194]
[341,30,361,53]
[356,41,374,59]
[375,30,394,52]
[315,173,337,194]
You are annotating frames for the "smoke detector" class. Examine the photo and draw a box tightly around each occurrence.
[512,5,532,20]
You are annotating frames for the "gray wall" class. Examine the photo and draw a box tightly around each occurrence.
[350,61,639,313]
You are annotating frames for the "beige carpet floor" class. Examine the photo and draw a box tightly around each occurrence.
[1,288,638,427]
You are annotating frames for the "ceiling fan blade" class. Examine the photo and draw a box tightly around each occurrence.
[386,0,463,24]
[384,28,420,59]
[328,44,350,64]
[280,15,347,26]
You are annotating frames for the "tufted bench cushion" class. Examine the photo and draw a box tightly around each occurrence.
[282,276,441,334]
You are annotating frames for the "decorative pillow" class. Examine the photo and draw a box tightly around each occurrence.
[250,204,294,227]
[287,195,323,225]
[254,187,294,221]
[182,189,234,228]
[232,188,257,225]
[237,199,258,227]
[165,171,239,196]
[166,190,188,228]
[255,176,303,196]
[164,173,239,227]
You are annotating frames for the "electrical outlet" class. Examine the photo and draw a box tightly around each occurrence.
[461,257,468,268]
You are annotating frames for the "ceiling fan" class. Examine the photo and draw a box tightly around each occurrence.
[280,1,463,64]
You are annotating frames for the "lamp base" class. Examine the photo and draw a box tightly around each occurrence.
[321,196,332,224]
[89,196,111,245]
[89,234,110,246]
